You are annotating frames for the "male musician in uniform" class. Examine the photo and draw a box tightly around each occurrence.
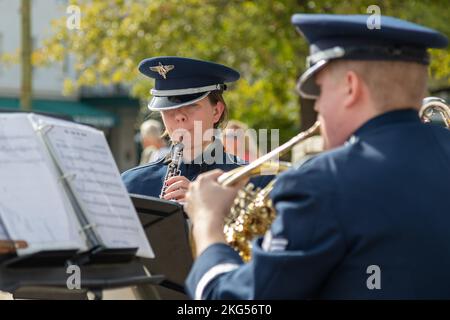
[184,14,450,299]
[122,57,270,201]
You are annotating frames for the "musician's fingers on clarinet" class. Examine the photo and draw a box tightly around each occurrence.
[165,175,189,186]
[163,188,187,201]
[164,177,190,194]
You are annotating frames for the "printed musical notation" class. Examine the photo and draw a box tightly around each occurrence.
[43,124,153,258]
[0,115,86,255]
[0,219,8,241]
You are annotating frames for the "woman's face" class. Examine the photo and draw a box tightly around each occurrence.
[160,96,223,148]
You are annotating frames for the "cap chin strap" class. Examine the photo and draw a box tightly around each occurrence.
[307,46,345,68]
[300,43,430,100]
[307,45,430,68]
[151,84,226,97]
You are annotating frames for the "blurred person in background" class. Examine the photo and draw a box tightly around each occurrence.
[139,119,169,165]
[222,120,259,162]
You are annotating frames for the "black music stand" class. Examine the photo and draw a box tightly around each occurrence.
[130,194,193,300]
[0,248,164,300]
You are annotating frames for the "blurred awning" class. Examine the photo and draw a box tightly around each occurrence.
[0,98,118,128]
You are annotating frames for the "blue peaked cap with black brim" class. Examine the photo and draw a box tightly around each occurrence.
[291,14,449,99]
[138,56,240,111]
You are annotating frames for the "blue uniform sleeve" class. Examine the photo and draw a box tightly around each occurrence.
[121,167,144,194]
[185,161,347,299]
[249,174,275,190]
[120,160,167,197]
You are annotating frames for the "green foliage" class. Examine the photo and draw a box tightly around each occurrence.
[38,0,450,143]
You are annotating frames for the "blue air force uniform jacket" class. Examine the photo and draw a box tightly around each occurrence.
[122,144,272,198]
[186,109,450,299]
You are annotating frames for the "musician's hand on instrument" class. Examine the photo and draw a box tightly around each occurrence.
[163,175,190,202]
[184,169,247,256]
[185,169,247,227]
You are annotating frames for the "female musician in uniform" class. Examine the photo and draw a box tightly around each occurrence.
[122,56,270,201]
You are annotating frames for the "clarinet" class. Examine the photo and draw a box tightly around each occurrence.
[160,139,184,199]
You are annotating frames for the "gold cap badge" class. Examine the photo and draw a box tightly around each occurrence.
[150,62,175,79]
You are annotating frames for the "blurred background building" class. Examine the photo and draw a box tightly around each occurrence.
[0,0,140,171]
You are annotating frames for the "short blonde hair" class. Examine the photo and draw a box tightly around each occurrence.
[328,60,428,111]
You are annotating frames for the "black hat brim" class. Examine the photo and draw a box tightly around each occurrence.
[148,91,210,111]
[297,60,328,100]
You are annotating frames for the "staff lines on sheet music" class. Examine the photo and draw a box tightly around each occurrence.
[54,142,109,156]
[65,166,118,178]
[74,188,126,199]
[82,198,132,210]
[96,223,139,232]
[0,135,34,141]
[0,145,40,153]
[60,154,113,168]
[0,144,37,149]
[0,157,45,164]
[0,202,56,240]
[87,210,135,221]
[76,178,122,189]
[0,143,43,163]
[44,126,153,257]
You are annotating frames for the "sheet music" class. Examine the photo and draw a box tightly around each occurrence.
[0,219,9,241]
[0,114,86,255]
[40,119,154,258]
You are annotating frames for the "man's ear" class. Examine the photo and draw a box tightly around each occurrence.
[343,70,363,108]
[212,101,225,123]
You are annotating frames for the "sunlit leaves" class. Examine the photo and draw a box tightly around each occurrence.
[36,0,449,141]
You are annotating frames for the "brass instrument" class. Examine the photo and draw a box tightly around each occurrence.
[219,96,450,262]
[219,121,321,261]
[216,97,449,262]
[419,97,450,128]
